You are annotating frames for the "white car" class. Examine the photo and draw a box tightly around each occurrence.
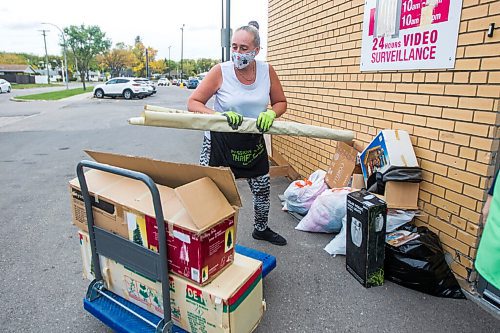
[134,78,156,96]
[93,77,149,100]
[0,79,12,93]
[157,78,170,86]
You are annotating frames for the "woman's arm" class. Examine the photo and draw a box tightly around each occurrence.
[269,64,287,118]
[187,64,222,114]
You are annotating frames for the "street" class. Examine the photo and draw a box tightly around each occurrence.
[0,85,498,333]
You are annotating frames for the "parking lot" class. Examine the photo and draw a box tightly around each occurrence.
[0,85,499,332]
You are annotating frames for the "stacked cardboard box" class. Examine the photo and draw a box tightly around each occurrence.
[71,151,265,332]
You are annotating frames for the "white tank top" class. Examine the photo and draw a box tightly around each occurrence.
[214,60,270,119]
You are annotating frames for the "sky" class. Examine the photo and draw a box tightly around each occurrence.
[0,0,269,62]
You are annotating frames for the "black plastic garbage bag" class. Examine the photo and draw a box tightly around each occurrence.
[385,225,465,299]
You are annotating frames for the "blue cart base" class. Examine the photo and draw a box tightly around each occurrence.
[84,244,276,333]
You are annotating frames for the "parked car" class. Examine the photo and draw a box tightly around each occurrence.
[157,78,170,86]
[134,78,156,96]
[171,79,179,86]
[187,78,199,89]
[0,79,12,93]
[93,77,149,99]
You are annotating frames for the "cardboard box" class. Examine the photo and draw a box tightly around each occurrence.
[346,189,387,288]
[325,142,358,188]
[380,181,419,210]
[70,150,242,285]
[360,130,418,185]
[79,231,265,333]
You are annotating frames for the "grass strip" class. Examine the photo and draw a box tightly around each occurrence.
[16,87,93,101]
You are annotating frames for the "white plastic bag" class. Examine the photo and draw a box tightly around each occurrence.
[324,217,347,256]
[386,209,416,232]
[283,170,328,215]
[295,187,352,233]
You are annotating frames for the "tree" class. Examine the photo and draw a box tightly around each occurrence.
[64,24,111,90]
[97,43,135,77]
[0,53,27,65]
[196,58,219,73]
[132,36,158,78]
[133,225,144,246]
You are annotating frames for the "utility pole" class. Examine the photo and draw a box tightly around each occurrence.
[145,48,149,79]
[40,29,50,84]
[168,46,171,78]
[180,24,185,81]
[221,0,225,61]
[225,0,231,62]
[42,22,69,90]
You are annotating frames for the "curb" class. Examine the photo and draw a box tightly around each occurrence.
[9,92,93,103]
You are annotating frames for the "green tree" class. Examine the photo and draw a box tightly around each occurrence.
[64,24,111,90]
[133,225,144,246]
[196,58,219,73]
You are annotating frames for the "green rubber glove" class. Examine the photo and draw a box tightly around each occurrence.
[256,109,276,133]
[216,111,243,130]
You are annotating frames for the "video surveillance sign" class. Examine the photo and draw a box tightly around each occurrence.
[360,0,463,71]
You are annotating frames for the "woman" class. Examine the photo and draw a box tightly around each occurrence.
[187,21,287,246]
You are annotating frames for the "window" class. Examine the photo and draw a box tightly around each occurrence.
[106,79,117,85]
[116,79,129,83]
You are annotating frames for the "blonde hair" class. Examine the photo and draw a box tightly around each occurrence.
[235,21,260,48]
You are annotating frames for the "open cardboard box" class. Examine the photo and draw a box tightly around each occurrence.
[70,150,242,285]
[376,181,420,210]
[79,231,265,333]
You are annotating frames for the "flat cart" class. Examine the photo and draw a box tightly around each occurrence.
[77,160,276,333]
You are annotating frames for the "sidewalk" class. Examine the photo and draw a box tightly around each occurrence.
[236,177,500,332]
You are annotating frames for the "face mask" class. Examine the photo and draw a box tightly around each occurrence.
[231,50,256,69]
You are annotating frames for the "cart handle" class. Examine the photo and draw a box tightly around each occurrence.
[76,160,172,332]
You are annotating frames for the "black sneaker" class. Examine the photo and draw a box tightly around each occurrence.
[252,227,287,246]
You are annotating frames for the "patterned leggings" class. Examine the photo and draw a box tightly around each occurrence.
[199,136,269,231]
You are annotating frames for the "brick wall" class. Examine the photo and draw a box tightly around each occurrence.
[268,0,499,281]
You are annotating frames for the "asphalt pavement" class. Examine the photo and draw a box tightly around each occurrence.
[0,85,498,332]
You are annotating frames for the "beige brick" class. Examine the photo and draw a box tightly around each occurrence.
[470,72,488,83]
[444,84,477,96]
[465,43,500,57]
[417,137,431,149]
[439,72,453,83]
[451,215,467,230]
[461,207,481,224]
[430,140,444,152]
[457,31,485,45]
[437,208,452,222]
[429,216,457,237]
[448,167,480,186]
[417,84,445,95]
[394,103,416,114]
[440,232,470,255]
[453,72,470,84]
[490,72,500,84]
[414,147,436,161]
[453,59,481,71]
[491,0,500,15]
[463,184,487,201]
[450,261,469,280]
[460,147,476,160]
[444,143,459,156]
[477,150,494,165]
[461,4,489,20]
[429,96,458,108]
[481,57,500,70]
[403,114,427,126]
[467,160,492,176]
[434,174,464,193]
[473,110,498,125]
[405,94,429,105]
[441,108,474,122]
[454,122,490,136]
[425,73,439,83]
[477,85,500,98]
[427,118,455,131]
[421,179,446,196]
[436,153,466,170]
[446,190,478,211]
[458,97,495,111]
[416,105,442,117]
[467,15,500,33]
[470,136,495,150]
